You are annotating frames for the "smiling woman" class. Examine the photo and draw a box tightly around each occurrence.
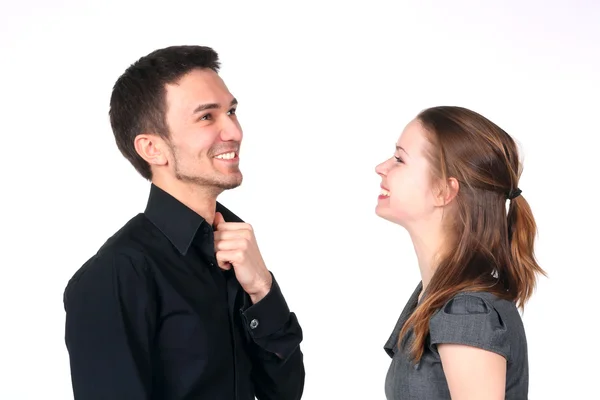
[375,106,545,400]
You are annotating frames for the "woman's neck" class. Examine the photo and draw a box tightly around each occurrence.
[409,223,445,297]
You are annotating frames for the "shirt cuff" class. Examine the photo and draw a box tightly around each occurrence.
[241,274,290,339]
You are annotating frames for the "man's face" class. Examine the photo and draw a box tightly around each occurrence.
[161,68,243,191]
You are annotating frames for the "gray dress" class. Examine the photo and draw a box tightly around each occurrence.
[384,283,529,399]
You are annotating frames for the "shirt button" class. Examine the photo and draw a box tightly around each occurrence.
[250,319,259,329]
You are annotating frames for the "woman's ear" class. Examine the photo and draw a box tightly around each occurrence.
[434,177,460,206]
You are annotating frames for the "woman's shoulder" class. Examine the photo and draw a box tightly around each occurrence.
[428,290,525,361]
[439,290,519,314]
[444,290,523,323]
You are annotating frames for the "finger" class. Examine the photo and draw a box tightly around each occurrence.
[216,250,243,267]
[214,238,248,252]
[214,250,233,270]
[216,260,232,270]
[214,221,253,232]
[214,229,253,242]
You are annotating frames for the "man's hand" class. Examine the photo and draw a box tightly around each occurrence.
[213,212,273,303]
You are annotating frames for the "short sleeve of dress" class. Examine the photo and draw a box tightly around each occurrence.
[428,294,511,361]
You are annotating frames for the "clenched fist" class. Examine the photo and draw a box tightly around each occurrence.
[213,212,273,303]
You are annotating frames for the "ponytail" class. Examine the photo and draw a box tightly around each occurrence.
[398,190,546,362]
[506,193,547,308]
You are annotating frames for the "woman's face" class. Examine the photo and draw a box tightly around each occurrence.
[375,119,439,230]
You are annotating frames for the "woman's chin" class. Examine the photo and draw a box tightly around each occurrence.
[375,207,404,226]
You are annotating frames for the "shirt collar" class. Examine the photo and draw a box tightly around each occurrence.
[383,281,423,357]
[144,183,243,255]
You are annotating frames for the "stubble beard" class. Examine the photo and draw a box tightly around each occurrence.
[173,152,242,191]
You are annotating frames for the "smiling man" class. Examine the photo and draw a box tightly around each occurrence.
[63,45,305,400]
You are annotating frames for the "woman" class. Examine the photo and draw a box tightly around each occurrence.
[376,106,545,399]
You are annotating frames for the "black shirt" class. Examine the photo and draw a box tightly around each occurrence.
[63,184,305,400]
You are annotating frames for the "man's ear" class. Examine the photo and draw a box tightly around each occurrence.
[133,134,169,167]
[434,177,460,206]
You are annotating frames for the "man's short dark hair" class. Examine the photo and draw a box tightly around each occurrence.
[109,45,221,180]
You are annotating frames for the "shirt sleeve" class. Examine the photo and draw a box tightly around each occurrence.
[240,273,305,400]
[63,250,157,400]
[428,294,511,361]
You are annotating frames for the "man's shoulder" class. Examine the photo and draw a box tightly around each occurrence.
[64,213,157,295]
[98,212,160,255]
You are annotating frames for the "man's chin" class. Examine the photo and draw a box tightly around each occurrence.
[173,170,242,190]
[219,180,242,190]
[217,173,243,190]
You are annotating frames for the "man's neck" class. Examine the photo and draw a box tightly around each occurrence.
[152,179,219,225]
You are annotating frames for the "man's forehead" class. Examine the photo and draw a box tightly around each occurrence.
[165,70,234,108]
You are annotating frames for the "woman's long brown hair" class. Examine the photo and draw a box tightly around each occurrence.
[398,106,546,361]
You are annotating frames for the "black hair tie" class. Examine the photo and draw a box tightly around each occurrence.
[508,188,522,200]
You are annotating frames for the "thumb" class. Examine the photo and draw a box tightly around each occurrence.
[213,211,225,229]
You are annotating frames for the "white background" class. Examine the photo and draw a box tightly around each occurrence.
[2,1,599,399]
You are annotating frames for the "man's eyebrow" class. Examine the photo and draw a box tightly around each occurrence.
[193,98,238,113]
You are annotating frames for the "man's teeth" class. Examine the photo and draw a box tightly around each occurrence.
[380,188,390,196]
[215,152,236,160]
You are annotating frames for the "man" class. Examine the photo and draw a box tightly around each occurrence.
[63,45,305,400]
